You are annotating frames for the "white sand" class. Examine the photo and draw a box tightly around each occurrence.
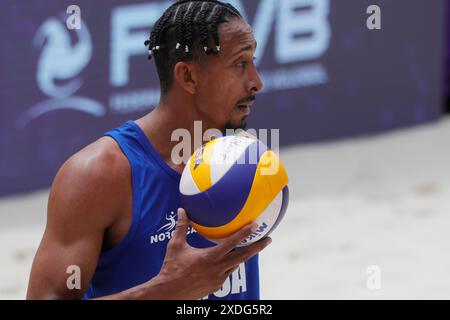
[1,118,450,299]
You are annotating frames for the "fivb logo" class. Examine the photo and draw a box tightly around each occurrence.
[150,211,197,245]
[193,147,205,170]
[111,0,330,87]
[17,7,105,128]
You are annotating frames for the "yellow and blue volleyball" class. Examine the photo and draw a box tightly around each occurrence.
[179,134,289,247]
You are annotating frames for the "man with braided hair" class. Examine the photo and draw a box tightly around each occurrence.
[27,0,267,300]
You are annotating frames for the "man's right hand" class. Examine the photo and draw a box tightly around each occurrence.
[154,208,272,300]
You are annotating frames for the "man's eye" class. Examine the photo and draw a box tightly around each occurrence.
[238,57,256,68]
[239,61,248,68]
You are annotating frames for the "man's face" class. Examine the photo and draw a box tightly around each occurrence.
[193,18,264,132]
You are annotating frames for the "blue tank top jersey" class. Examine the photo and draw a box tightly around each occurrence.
[82,120,260,300]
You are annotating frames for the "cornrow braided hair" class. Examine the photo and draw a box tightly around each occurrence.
[182,2,196,58]
[207,4,224,53]
[144,0,243,96]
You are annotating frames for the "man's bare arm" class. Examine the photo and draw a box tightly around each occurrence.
[26,140,129,299]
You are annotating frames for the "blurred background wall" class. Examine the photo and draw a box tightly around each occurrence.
[0,0,446,198]
[446,0,450,114]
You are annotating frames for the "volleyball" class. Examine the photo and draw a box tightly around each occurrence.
[179,133,289,247]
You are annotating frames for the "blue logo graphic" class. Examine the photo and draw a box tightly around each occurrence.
[17,16,105,128]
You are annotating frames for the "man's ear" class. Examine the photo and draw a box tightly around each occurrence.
[173,61,197,95]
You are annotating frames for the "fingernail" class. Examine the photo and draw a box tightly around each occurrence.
[250,223,258,232]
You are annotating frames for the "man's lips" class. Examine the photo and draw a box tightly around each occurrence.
[236,96,255,115]
[237,103,252,115]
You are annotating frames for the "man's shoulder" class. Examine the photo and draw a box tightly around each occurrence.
[52,137,131,206]
[65,136,129,181]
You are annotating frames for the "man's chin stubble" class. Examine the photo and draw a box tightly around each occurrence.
[222,118,247,135]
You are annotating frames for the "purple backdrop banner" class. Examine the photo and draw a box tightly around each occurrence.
[0,0,445,196]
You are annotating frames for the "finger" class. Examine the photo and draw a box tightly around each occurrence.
[221,266,239,280]
[223,237,272,270]
[171,208,190,244]
[223,264,240,277]
[212,222,258,255]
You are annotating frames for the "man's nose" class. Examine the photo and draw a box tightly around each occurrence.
[247,69,264,94]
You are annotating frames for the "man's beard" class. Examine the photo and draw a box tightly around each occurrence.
[221,117,248,136]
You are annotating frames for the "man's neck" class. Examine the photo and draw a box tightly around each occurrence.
[135,99,216,174]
